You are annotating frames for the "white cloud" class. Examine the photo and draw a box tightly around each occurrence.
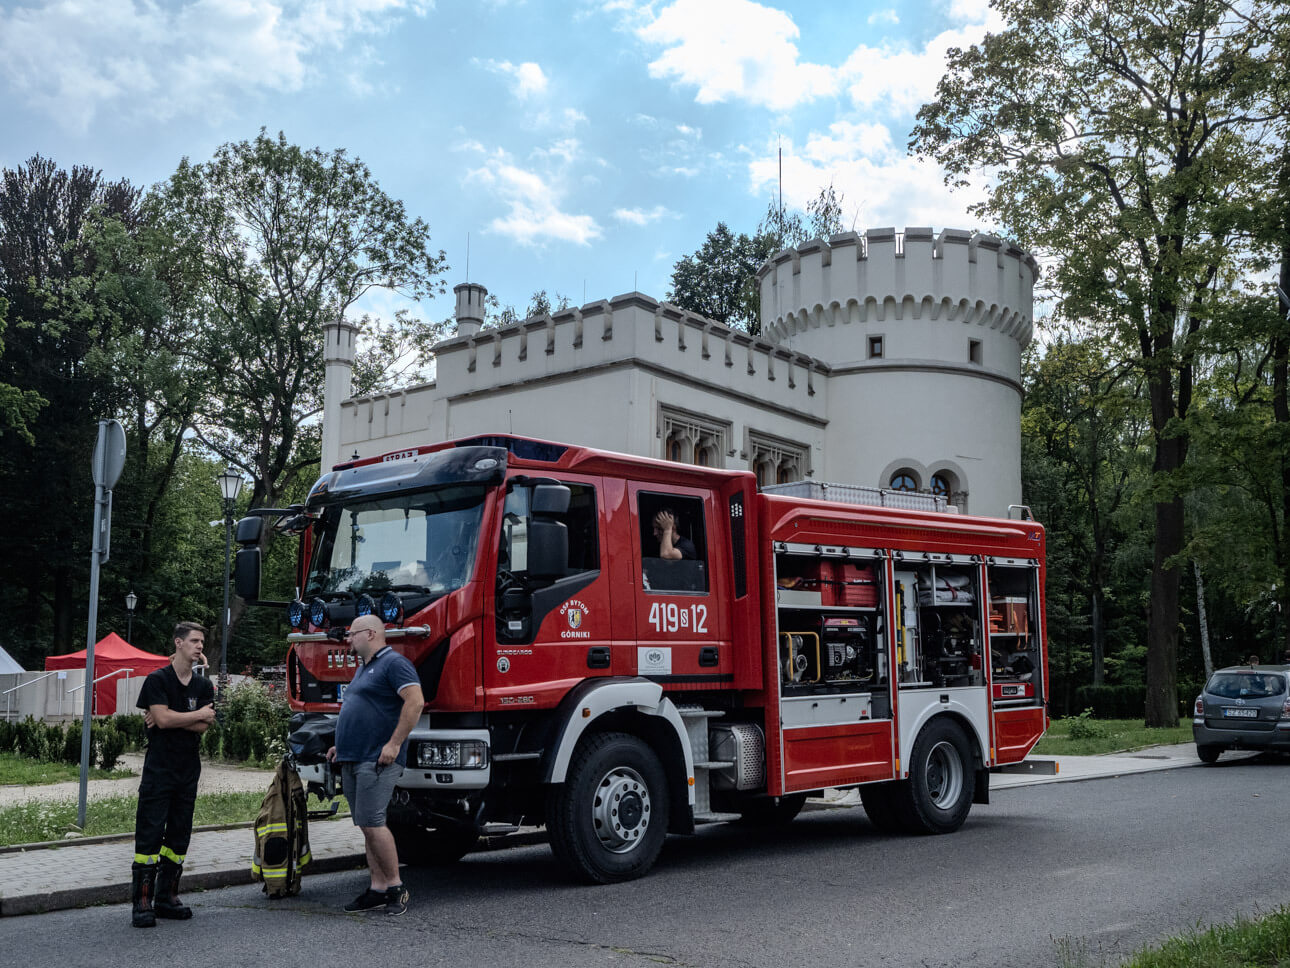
[478,58,549,99]
[867,9,900,25]
[465,148,601,247]
[0,0,430,132]
[747,136,993,235]
[613,205,674,226]
[636,0,836,111]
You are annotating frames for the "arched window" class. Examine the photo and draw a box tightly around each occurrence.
[930,474,950,497]
[889,470,918,492]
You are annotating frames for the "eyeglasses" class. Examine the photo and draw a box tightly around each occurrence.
[344,628,373,640]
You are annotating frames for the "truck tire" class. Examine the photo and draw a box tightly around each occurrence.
[737,793,807,826]
[546,731,669,884]
[898,718,975,835]
[390,822,478,866]
[859,781,906,834]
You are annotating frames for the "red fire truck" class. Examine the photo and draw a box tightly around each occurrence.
[234,435,1048,883]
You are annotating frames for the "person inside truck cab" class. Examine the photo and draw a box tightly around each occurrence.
[652,509,695,560]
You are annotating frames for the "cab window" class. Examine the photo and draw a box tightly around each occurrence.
[637,492,708,593]
[499,481,599,581]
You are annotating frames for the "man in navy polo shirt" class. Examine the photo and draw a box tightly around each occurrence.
[327,614,424,915]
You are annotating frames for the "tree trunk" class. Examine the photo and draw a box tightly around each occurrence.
[1145,491,1183,726]
[1193,560,1213,680]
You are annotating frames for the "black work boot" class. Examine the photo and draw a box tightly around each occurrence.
[154,859,193,920]
[131,863,157,928]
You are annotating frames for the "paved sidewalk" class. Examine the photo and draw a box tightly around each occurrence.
[0,744,1207,917]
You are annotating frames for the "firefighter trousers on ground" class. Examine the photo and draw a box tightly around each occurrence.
[252,757,311,898]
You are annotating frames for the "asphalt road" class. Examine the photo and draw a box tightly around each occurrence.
[10,754,1289,968]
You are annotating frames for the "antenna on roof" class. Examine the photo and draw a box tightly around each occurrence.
[466,233,470,283]
[778,137,783,228]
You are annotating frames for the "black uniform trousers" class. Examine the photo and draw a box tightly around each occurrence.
[134,757,201,865]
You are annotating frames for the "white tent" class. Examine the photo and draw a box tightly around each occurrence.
[0,643,24,674]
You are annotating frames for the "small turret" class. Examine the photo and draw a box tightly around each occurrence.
[455,282,487,337]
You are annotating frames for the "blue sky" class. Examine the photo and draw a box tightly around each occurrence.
[0,0,1002,328]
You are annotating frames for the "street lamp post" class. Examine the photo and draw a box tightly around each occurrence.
[217,466,244,697]
[125,589,137,642]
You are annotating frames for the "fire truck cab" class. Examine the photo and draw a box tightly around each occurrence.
[236,435,1048,883]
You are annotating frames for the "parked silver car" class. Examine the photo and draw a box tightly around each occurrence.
[1192,665,1290,763]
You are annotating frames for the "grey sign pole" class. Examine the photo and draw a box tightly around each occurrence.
[77,419,126,830]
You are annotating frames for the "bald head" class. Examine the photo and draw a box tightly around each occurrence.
[346,614,387,661]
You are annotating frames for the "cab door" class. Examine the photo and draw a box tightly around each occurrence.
[484,473,616,708]
[625,483,730,684]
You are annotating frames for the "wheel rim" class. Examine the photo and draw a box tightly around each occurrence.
[925,740,964,809]
[591,765,652,854]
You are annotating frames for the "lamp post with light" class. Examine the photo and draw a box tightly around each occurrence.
[217,466,244,696]
[125,589,137,642]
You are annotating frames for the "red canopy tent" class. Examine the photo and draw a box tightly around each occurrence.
[45,633,169,715]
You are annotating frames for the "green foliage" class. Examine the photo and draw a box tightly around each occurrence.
[0,790,268,847]
[1073,685,1146,720]
[1034,717,1191,756]
[113,713,146,751]
[1115,906,1290,968]
[0,752,131,787]
[1065,708,1106,741]
[93,720,126,771]
[203,679,290,766]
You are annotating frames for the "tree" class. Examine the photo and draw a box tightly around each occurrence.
[157,132,448,671]
[0,156,143,657]
[668,187,847,334]
[0,295,45,444]
[912,0,1289,725]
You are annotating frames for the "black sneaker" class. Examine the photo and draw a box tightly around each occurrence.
[385,884,409,916]
[344,888,387,913]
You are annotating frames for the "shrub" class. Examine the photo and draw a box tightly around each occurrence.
[219,679,289,766]
[1066,708,1106,740]
[95,721,126,771]
[0,720,13,754]
[113,714,146,751]
[62,719,83,764]
[1073,683,1145,719]
[15,717,49,760]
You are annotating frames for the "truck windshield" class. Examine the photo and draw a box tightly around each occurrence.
[305,485,488,597]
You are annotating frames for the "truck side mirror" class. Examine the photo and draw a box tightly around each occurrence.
[532,484,570,515]
[235,516,264,545]
[234,547,261,600]
[526,519,568,580]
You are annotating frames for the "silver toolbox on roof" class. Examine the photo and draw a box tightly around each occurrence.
[763,480,951,513]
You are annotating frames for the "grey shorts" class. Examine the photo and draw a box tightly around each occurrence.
[340,761,404,828]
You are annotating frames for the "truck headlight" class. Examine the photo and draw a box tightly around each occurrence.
[415,740,488,769]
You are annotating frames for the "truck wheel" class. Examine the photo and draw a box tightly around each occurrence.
[737,793,807,826]
[1197,744,1221,764]
[900,719,975,835]
[547,731,669,884]
[390,822,478,866]
[859,781,906,834]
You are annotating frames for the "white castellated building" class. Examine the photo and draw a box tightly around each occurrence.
[329,226,1037,517]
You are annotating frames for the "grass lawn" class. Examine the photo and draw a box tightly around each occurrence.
[1033,717,1193,756]
[0,791,271,847]
[1060,907,1290,967]
[0,752,134,785]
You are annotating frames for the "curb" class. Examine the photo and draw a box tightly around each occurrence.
[0,829,550,918]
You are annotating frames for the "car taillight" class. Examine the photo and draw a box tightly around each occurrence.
[1281,698,1290,721]
[1194,697,1204,717]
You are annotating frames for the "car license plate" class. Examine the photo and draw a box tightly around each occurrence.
[1222,707,1258,718]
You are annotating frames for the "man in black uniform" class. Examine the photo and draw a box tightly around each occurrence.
[131,621,216,928]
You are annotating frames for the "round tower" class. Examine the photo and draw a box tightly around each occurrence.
[756,227,1038,516]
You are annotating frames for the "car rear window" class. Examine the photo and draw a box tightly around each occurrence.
[1206,672,1287,700]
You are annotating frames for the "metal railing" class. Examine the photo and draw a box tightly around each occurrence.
[66,667,135,716]
[2,670,61,721]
